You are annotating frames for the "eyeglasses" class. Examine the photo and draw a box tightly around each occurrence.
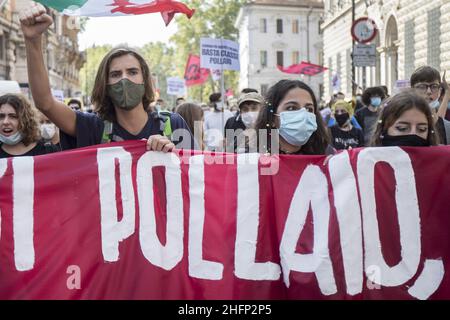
[413,83,441,94]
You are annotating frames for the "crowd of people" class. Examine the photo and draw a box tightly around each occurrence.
[1,3,449,160]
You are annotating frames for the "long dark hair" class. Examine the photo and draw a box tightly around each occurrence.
[175,103,203,134]
[175,102,204,150]
[91,47,154,121]
[254,80,330,154]
[370,89,439,146]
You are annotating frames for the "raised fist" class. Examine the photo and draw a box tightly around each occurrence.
[19,2,53,41]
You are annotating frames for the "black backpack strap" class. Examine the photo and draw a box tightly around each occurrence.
[150,111,172,137]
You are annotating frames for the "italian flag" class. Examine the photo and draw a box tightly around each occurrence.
[35,0,195,26]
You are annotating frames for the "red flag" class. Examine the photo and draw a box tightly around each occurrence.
[184,54,210,87]
[110,0,196,26]
[277,61,328,76]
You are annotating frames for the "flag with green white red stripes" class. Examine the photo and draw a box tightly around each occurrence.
[35,0,195,26]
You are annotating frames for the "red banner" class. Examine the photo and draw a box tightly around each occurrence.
[184,54,210,87]
[0,142,449,300]
[277,61,328,76]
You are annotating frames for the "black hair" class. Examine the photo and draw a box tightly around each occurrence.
[209,93,221,103]
[410,66,441,87]
[67,99,81,107]
[361,87,386,106]
[254,80,330,155]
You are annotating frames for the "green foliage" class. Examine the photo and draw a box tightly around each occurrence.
[79,0,245,104]
[170,0,245,102]
[79,44,112,97]
[141,42,176,103]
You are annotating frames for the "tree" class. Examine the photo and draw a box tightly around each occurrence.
[170,0,245,102]
[79,44,112,99]
[140,42,176,104]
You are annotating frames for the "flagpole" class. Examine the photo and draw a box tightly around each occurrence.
[221,70,225,143]
[200,84,203,103]
[220,39,225,151]
[351,0,356,96]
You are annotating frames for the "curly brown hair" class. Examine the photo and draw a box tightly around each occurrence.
[91,47,155,121]
[0,94,40,146]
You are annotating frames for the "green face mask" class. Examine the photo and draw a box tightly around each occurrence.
[107,78,145,110]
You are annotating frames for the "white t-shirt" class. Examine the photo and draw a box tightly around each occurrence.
[203,110,234,151]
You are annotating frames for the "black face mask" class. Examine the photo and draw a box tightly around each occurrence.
[381,134,430,147]
[335,113,350,127]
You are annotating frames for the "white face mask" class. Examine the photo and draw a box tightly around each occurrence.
[241,111,259,128]
[0,131,23,146]
[215,102,224,111]
[40,123,56,140]
[429,99,440,110]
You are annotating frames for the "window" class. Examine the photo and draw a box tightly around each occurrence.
[405,19,415,78]
[292,51,300,65]
[0,35,4,60]
[427,8,441,69]
[260,18,267,33]
[318,49,324,66]
[261,84,269,96]
[277,19,283,34]
[277,51,284,67]
[292,19,299,34]
[260,50,268,68]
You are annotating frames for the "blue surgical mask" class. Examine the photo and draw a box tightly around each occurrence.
[370,97,382,108]
[278,109,317,147]
[0,132,23,146]
[429,99,440,110]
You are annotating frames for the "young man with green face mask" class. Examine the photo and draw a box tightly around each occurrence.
[20,3,194,152]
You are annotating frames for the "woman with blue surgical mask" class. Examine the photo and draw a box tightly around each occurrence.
[0,94,59,158]
[253,80,334,155]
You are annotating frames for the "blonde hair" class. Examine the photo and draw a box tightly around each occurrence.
[331,100,354,117]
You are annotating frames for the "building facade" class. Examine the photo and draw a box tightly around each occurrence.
[235,0,324,98]
[0,0,20,81]
[0,0,84,99]
[322,0,450,99]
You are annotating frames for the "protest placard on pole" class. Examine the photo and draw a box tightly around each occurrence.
[51,89,65,102]
[200,38,240,71]
[166,77,186,96]
[200,38,240,130]
[211,69,222,82]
